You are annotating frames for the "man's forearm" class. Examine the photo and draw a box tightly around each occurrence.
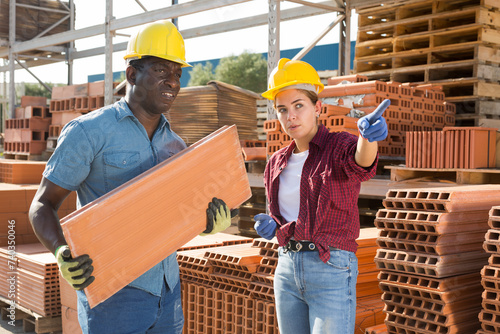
[29,201,67,254]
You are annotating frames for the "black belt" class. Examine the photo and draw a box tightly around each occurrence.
[284,240,317,252]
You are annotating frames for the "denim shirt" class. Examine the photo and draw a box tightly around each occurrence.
[43,98,187,296]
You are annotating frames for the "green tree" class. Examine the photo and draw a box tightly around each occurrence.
[187,62,215,86]
[214,51,267,93]
[24,82,62,99]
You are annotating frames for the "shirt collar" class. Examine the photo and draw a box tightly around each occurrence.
[115,98,171,131]
[310,124,329,150]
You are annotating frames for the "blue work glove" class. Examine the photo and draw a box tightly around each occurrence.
[253,213,277,240]
[357,99,390,142]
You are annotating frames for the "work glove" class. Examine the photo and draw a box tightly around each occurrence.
[253,213,277,240]
[55,245,95,290]
[202,198,238,235]
[357,99,390,142]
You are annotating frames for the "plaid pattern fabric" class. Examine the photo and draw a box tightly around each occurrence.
[264,124,377,262]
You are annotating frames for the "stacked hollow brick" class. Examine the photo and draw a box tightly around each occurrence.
[0,158,76,329]
[478,206,500,333]
[4,96,51,157]
[48,81,124,149]
[406,126,497,168]
[374,185,500,333]
[178,228,385,334]
[264,75,453,157]
[355,0,500,126]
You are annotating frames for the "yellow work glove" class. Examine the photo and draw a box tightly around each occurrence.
[55,245,95,290]
[201,198,238,236]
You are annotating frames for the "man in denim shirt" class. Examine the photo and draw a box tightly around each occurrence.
[29,20,234,334]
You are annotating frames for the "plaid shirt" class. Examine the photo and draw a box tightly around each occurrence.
[264,124,377,262]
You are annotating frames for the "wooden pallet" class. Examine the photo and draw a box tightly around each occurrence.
[0,298,61,334]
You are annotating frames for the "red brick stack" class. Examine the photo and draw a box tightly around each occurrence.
[47,81,125,151]
[4,96,51,158]
[375,185,500,333]
[478,206,500,333]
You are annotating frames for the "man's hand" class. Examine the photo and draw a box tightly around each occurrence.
[202,198,237,235]
[357,99,390,142]
[253,213,277,240]
[55,245,95,290]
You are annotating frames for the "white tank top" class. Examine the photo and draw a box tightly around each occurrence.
[278,150,309,223]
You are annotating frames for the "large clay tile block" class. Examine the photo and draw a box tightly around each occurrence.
[383,185,500,213]
[0,159,46,184]
[60,125,251,308]
[470,127,497,168]
[0,213,31,235]
[204,243,263,273]
[21,96,47,108]
[51,111,83,126]
[0,183,37,213]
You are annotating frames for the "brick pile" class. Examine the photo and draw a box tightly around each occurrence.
[47,81,125,150]
[478,206,500,333]
[406,127,497,168]
[4,96,51,157]
[179,228,384,334]
[374,185,500,333]
[263,75,454,157]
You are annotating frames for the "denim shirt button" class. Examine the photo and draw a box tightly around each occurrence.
[123,160,126,164]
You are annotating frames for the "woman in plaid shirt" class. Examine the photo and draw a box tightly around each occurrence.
[254,58,389,333]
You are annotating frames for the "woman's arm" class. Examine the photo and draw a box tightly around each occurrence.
[355,137,378,167]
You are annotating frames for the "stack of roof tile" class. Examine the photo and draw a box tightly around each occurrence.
[478,206,500,333]
[16,252,60,317]
[166,81,259,145]
[406,127,497,168]
[375,185,500,333]
[0,243,47,300]
[0,245,60,317]
[264,75,452,157]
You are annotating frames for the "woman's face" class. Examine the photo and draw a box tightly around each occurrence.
[275,89,321,143]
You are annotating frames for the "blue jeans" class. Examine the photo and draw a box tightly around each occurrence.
[77,279,183,334]
[274,247,358,334]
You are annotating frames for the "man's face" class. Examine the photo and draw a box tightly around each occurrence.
[132,57,182,115]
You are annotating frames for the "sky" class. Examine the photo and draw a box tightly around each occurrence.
[8,0,358,85]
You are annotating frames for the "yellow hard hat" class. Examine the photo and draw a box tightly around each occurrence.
[262,58,324,100]
[124,20,192,67]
